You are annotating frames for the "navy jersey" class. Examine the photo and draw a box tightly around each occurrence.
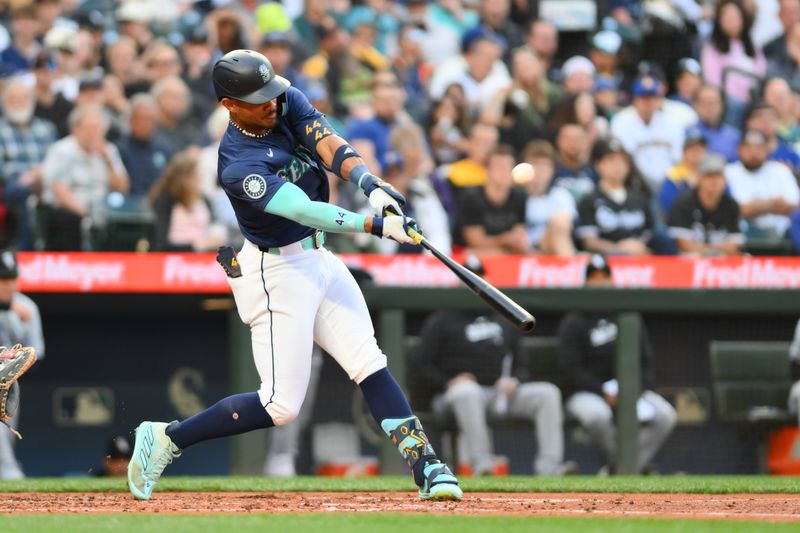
[217,87,333,248]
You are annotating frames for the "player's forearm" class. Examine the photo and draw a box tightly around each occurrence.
[266,181,368,234]
[317,135,365,182]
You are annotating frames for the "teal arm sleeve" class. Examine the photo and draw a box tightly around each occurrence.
[264,181,368,233]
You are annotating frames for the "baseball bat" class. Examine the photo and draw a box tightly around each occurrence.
[407,227,536,333]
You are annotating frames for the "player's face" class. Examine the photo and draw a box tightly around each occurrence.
[225,98,279,129]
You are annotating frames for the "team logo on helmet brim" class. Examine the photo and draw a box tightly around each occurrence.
[243,174,267,199]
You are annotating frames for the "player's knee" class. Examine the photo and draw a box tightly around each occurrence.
[448,379,483,400]
[266,401,301,426]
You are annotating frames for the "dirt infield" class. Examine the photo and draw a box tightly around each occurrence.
[4,492,800,521]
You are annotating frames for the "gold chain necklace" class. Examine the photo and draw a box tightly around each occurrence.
[230,120,271,138]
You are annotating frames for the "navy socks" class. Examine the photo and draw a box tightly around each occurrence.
[359,367,413,422]
[165,392,274,449]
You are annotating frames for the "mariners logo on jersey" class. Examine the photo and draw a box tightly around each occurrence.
[276,146,318,184]
[243,174,267,199]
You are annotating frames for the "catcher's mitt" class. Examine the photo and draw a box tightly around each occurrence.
[0,344,37,439]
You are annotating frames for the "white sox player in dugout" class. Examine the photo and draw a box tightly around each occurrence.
[127,50,462,502]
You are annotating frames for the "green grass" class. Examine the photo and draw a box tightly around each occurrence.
[1,514,798,533]
[2,475,800,494]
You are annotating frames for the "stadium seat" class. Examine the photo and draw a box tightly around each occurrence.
[709,341,793,423]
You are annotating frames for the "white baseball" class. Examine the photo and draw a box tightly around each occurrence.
[511,162,535,184]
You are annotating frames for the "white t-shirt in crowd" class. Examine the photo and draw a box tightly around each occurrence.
[525,186,576,246]
[724,160,800,236]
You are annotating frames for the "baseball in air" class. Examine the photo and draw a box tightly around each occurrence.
[511,162,535,184]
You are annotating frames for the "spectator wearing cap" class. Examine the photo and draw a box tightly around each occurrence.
[766,21,800,92]
[0,77,57,249]
[32,51,73,138]
[659,128,709,218]
[701,0,765,114]
[523,19,559,81]
[610,74,684,192]
[744,102,800,173]
[347,71,410,174]
[481,48,562,155]
[0,250,44,480]
[179,26,215,117]
[453,144,530,255]
[520,140,577,257]
[668,154,743,256]
[670,58,702,107]
[74,71,125,143]
[40,104,129,250]
[590,30,623,87]
[635,60,698,129]
[561,56,595,94]
[472,0,523,65]
[577,139,676,256]
[558,254,677,475]
[763,0,800,62]
[428,30,511,114]
[43,24,83,102]
[75,9,107,71]
[691,84,740,161]
[551,123,598,203]
[594,76,621,119]
[763,78,800,152]
[725,129,800,242]
[0,4,41,77]
[116,93,176,198]
[117,1,155,53]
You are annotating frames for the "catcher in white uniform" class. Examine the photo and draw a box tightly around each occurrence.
[127,50,462,502]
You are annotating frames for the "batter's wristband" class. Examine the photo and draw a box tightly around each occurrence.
[370,216,384,237]
[355,167,381,194]
[332,144,361,178]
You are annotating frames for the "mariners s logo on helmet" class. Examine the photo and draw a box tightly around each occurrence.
[258,64,270,83]
[243,174,267,199]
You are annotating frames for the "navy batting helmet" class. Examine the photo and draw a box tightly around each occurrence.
[212,49,290,104]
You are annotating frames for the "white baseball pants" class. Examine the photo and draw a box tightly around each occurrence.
[227,240,388,426]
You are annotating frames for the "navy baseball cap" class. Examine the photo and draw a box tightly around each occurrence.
[631,75,660,97]
[684,128,707,148]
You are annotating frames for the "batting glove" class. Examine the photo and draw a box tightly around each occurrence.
[364,177,406,216]
[371,215,418,245]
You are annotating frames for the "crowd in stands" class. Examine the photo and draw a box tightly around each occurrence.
[1,0,799,256]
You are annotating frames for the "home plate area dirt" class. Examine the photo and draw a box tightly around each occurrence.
[4,492,800,521]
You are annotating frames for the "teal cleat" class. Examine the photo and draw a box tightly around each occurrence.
[127,421,181,501]
[419,460,463,501]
